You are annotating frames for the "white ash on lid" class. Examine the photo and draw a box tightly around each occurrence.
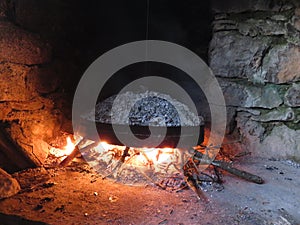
[83,91,203,127]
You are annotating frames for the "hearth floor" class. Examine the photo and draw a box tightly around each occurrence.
[0,157,299,225]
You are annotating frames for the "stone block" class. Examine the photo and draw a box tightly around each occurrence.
[211,0,294,13]
[286,23,300,45]
[212,19,237,32]
[271,14,289,21]
[296,7,300,16]
[238,19,286,36]
[0,63,32,101]
[261,125,300,160]
[219,79,283,109]
[221,81,248,107]
[293,8,300,31]
[0,168,21,199]
[0,21,52,65]
[263,44,300,83]
[243,85,283,108]
[285,83,300,107]
[236,111,265,142]
[209,32,271,82]
[251,107,295,122]
[0,102,12,120]
[237,110,300,160]
[293,18,300,31]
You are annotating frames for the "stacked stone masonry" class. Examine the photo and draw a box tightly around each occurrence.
[209,0,300,160]
[0,1,69,166]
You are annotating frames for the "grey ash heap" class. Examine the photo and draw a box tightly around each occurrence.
[84,91,203,127]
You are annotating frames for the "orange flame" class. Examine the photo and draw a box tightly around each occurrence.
[64,137,76,155]
[49,136,75,157]
[50,136,180,173]
[92,142,179,168]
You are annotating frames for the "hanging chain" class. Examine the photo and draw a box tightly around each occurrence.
[145,0,150,73]
[146,0,150,41]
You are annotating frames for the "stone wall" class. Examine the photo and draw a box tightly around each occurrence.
[209,0,300,160]
[0,0,75,168]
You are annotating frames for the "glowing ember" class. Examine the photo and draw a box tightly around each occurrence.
[92,142,180,169]
[64,137,76,155]
[79,140,191,185]
[50,137,76,157]
[49,136,192,186]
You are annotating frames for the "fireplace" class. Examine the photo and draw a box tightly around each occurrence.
[0,0,300,224]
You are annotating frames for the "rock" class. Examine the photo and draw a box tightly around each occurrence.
[8,116,60,166]
[212,19,237,32]
[263,44,300,83]
[10,106,63,145]
[237,107,261,116]
[237,21,259,37]
[243,85,283,109]
[237,112,300,160]
[293,8,300,31]
[209,31,271,82]
[271,14,289,21]
[220,79,248,106]
[27,65,60,94]
[0,63,33,101]
[238,19,286,36]
[0,62,60,102]
[295,109,300,123]
[244,85,283,109]
[9,98,44,111]
[285,83,300,107]
[28,114,61,140]
[210,1,300,161]
[220,79,283,109]
[32,139,50,163]
[293,18,300,31]
[211,0,294,13]
[226,106,238,134]
[210,14,300,84]
[296,7,300,16]
[0,102,12,119]
[0,21,52,65]
[214,13,228,20]
[251,107,295,122]
[0,168,21,199]
[261,125,300,160]
[236,111,265,142]
[286,23,300,45]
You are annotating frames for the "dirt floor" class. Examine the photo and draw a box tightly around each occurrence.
[0,157,299,225]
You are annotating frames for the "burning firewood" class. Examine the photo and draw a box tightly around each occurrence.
[59,138,97,167]
[191,148,264,184]
[54,132,263,203]
[183,158,209,202]
[104,146,130,178]
[59,146,81,167]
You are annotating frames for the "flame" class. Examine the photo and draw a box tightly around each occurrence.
[96,141,110,152]
[64,137,76,155]
[91,142,180,171]
[49,136,181,177]
[49,136,75,157]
